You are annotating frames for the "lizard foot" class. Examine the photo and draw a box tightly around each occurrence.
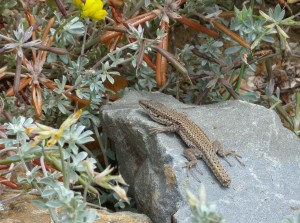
[224,151,245,167]
[183,160,198,169]
[182,162,202,183]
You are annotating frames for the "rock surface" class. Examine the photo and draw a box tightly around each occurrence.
[100,91,300,223]
[96,210,152,223]
[0,192,151,223]
[0,193,152,223]
[0,194,50,223]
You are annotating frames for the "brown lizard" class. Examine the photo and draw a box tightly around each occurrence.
[139,99,242,187]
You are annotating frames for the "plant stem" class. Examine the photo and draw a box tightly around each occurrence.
[47,154,99,195]
[58,144,68,188]
[92,122,108,167]
[234,63,246,92]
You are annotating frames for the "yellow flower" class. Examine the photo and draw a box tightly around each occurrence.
[25,109,83,147]
[60,109,83,130]
[73,0,107,20]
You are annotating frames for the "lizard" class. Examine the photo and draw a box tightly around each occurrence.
[139,99,242,187]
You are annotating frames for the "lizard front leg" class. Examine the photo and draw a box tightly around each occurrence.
[149,123,180,134]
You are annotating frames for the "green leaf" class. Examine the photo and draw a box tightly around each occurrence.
[260,10,273,21]
[42,189,56,197]
[277,8,285,21]
[58,103,68,114]
[281,17,300,26]
[273,4,284,21]
[276,25,289,39]
[31,200,48,209]
[59,54,69,64]
[64,17,84,35]
[212,41,223,48]
[7,155,21,161]
[39,177,56,187]
[262,36,274,43]
[107,74,114,84]
[75,75,83,85]
[75,152,88,163]
[240,91,260,102]
[46,200,63,208]
[47,52,57,63]
[225,46,241,54]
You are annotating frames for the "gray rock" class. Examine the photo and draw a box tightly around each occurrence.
[100,91,300,223]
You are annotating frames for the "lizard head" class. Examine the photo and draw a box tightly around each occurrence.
[139,99,177,125]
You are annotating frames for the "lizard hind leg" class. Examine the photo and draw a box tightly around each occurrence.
[212,140,245,166]
[183,148,203,173]
[182,148,203,181]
